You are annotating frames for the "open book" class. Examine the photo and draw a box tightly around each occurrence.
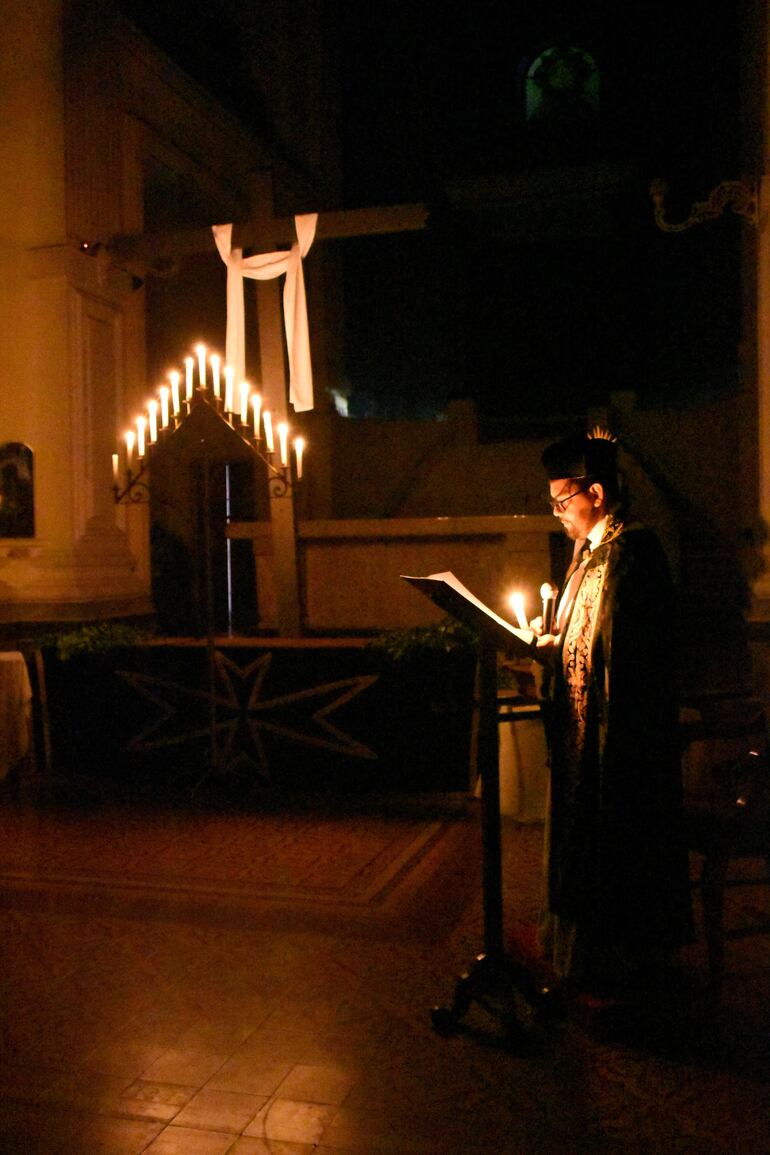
[401,571,535,654]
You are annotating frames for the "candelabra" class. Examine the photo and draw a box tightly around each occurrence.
[112,343,305,505]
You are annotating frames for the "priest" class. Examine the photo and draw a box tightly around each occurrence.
[533,429,693,1005]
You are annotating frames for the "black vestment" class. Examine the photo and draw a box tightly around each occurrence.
[541,520,693,985]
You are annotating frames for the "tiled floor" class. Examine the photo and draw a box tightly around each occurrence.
[0,780,769,1154]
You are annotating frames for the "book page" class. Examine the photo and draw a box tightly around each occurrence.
[401,571,534,648]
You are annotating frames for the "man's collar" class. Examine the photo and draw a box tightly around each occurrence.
[586,515,609,553]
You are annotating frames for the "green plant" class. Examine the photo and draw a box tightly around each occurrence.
[367,616,477,667]
[40,621,150,662]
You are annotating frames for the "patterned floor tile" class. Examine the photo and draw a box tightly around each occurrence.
[0,795,767,1155]
[273,1063,359,1105]
[168,1087,265,1133]
[244,1098,339,1145]
[143,1125,235,1153]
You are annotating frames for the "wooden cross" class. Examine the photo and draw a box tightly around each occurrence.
[109,173,429,635]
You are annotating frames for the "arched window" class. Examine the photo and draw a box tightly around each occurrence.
[525,44,600,125]
[0,442,34,538]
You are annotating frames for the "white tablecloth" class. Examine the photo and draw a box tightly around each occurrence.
[0,651,32,779]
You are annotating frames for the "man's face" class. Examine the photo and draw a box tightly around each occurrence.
[548,477,606,541]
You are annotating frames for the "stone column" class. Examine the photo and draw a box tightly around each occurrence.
[0,0,150,623]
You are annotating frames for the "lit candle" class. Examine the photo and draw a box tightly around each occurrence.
[148,399,159,443]
[509,591,529,631]
[184,356,194,401]
[262,410,274,452]
[195,343,207,388]
[277,421,289,467]
[112,453,119,483]
[540,582,558,635]
[136,415,146,459]
[239,381,250,425]
[251,392,262,439]
[294,436,305,480]
[125,429,135,469]
[159,385,170,429]
[210,354,221,399]
[224,366,235,413]
[169,371,181,416]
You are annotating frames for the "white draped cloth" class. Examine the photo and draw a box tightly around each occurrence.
[212,215,318,412]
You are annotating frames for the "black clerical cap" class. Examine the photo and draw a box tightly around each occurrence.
[541,431,619,481]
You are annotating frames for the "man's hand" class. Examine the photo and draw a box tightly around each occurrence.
[531,633,558,664]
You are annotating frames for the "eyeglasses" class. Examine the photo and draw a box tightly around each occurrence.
[547,481,592,511]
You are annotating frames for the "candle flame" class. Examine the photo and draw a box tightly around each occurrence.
[147,399,159,443]
[195,344,207,388]
[159,385,170,428]
[210,353,221,398]
[294,436,305,479]
[239,381,250,425]
[508,591,529,631]
[224,366,235,413]
[169,370,181,415]
[251,393,262,437]
[263,410,274,452]
[277,421,289,466]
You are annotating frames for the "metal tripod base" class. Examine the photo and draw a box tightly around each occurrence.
[431,950,562,1043]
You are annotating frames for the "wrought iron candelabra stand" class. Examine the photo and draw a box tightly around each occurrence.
[111,376,302,787]
[112,387,298,506]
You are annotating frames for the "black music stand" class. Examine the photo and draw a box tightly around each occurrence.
[429,634,556,1044]
[399,573,559,1042]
